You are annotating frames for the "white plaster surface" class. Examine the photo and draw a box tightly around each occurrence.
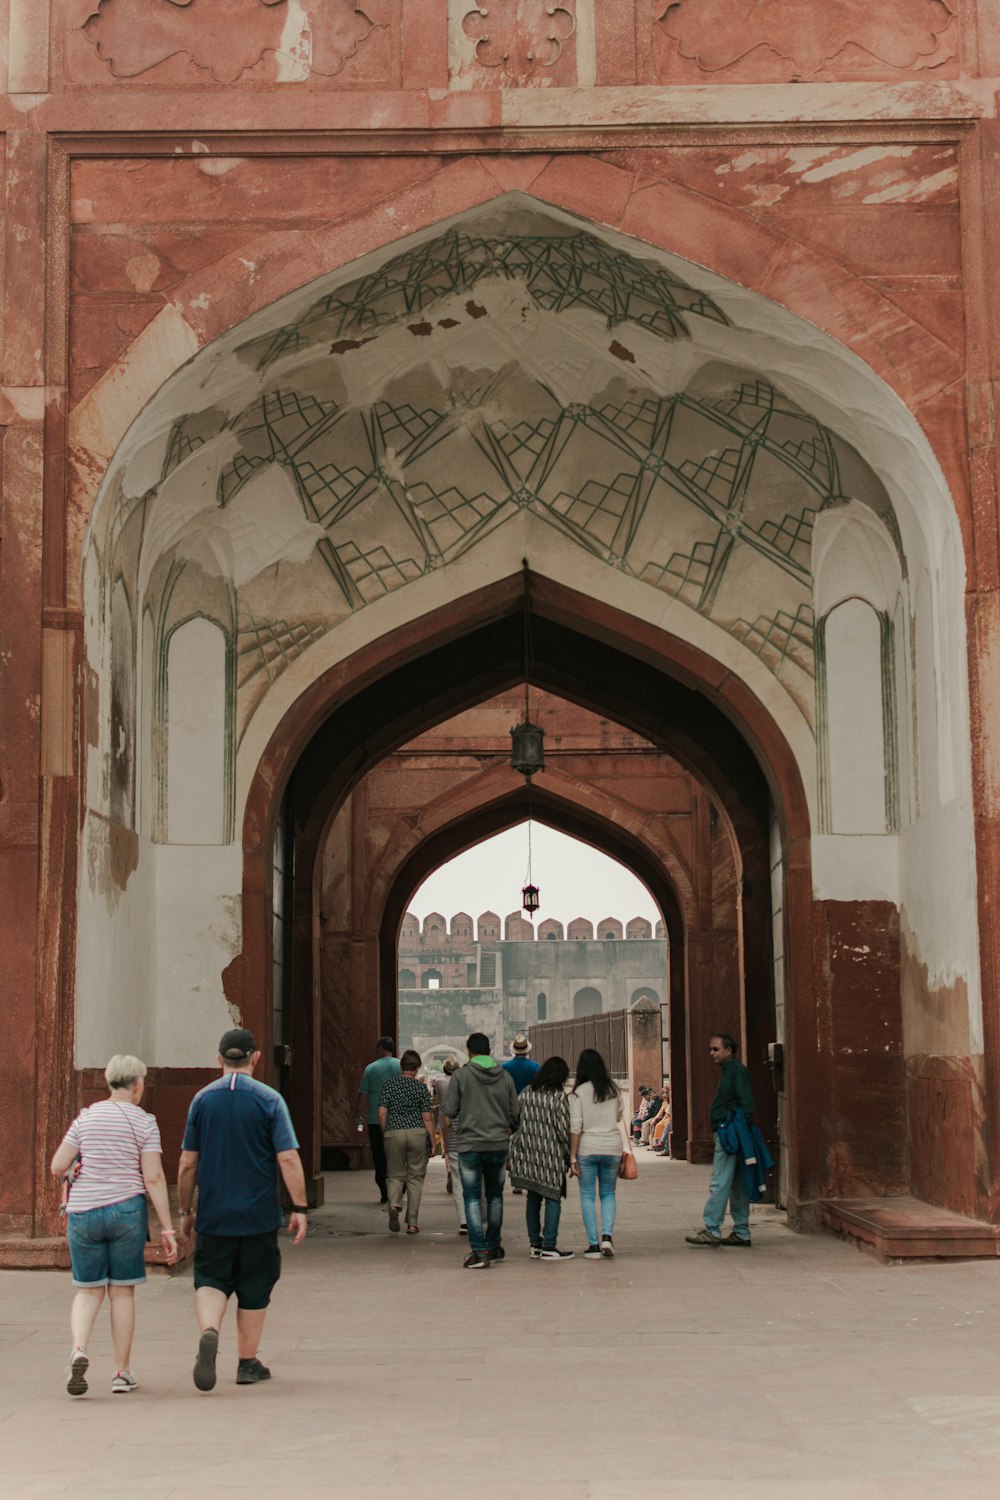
[825,599,887,834]
[167,618,227,846]
[812,832,902,906]
[152,844,244,1065]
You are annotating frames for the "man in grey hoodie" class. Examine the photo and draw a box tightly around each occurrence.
[443,1032,520,1269]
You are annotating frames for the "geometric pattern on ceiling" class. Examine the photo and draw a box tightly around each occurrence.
[154,363,892,724]
[234,228,730,371]
[118,219,896,732]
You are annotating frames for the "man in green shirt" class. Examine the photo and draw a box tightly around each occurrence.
[685,1033,755,1248]
[355,1038,401,1205]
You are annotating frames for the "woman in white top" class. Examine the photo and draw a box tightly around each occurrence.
[50,1054,177,1398]
[569,1049,624,1259]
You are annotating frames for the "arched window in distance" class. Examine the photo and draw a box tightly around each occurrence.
[573,986,602,1018]
[399,968,417,989]
[536,992,547,1020]
[421,969,443,990]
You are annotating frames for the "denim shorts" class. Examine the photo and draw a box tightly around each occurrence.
[66,1195,148,1288]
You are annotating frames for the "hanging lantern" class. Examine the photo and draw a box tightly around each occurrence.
[522,882,540,915]
[510,719,545,781]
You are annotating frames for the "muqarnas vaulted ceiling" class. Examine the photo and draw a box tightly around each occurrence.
[105,207,897,733]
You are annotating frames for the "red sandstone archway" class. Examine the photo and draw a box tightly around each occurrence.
[235,572,816,1216]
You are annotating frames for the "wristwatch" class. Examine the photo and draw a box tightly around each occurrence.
[291,1204,308,1213]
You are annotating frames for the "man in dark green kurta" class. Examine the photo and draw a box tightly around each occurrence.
[685,1033,755,1248]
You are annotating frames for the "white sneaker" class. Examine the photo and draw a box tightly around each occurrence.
[66,1348,89,1397]
[112,1369,138,1394]
[600,1235,615,1258]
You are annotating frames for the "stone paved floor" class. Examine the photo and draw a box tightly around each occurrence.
[2,1154,1000,1498]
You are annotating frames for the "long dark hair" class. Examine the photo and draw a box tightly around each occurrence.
[574,1048,618,1104]
[532,1055,569,1092]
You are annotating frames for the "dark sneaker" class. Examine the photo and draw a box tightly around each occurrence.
[458,1224,468,1234]
[529,1245,543,1258]
[583,1244,603,1259]
[193,1328,219,1392]
[66,1348,89,1397]
[540,1247,575,1260]
[490,1245,505,1262]
[721,1232,752,1247]
[463,1251,489,1269]
[685,1229,722,1247]
[388,1207,401,1233]
[600,1236,615,1258]
[236,1357,271,1385]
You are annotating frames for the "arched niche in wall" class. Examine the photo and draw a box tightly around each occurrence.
[138,610,155,836]
[109,579,135,828]
[421,968,443,990]
[574,986,602,1018]
[813,502,906,834]
[166,616,230,844]
[536,992,547,1020]
[399,967,417,988]
[631,986,660,1006]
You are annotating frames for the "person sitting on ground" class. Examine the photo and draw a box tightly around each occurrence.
[378,1050,436,1235]
[640,1085,670,1147]
[509,1055,574,1260]
[630,1086,652,1140]
[50,1053,178,1398]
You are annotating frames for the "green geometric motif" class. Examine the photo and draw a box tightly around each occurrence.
[238,229,729,371]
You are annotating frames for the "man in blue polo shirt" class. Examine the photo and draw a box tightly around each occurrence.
[177,1028,308,1392]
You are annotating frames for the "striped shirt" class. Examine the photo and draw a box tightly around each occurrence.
[61,1100,161,1213]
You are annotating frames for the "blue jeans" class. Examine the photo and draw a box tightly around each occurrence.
[577,1155,619,1244]
[525,1190,562,1250]
[704,1133,750,1239]
[458,1150,506,1257]
[66,1194,148,1288]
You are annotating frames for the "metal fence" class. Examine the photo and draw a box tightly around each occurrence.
[527,1008,628,1076]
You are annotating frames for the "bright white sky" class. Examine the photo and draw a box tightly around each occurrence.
[408,822,661,930]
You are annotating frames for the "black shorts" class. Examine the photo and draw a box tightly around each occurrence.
[194,1230,281,1310]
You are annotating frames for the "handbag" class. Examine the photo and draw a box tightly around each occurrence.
[618,1114,638,1180]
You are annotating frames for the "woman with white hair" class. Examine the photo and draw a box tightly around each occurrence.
[50,1054,178,1397]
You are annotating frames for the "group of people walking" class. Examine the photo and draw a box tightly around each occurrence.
[52,1024,760,1396]
[362,1031,636,1267]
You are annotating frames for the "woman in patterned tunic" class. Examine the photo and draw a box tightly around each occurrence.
[377,1050,436,1234]
[508,1055,574,1260]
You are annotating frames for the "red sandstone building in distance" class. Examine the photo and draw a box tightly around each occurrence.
[2,3,1000,1264]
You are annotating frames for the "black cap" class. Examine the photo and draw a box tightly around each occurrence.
[219,1028,256,1061]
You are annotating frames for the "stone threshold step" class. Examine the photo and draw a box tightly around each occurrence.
[0,1235,191,1273]
[822,1195,1000,1261]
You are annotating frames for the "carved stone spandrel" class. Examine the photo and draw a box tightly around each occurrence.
[653,0,959,84]
[77,0,382,86]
